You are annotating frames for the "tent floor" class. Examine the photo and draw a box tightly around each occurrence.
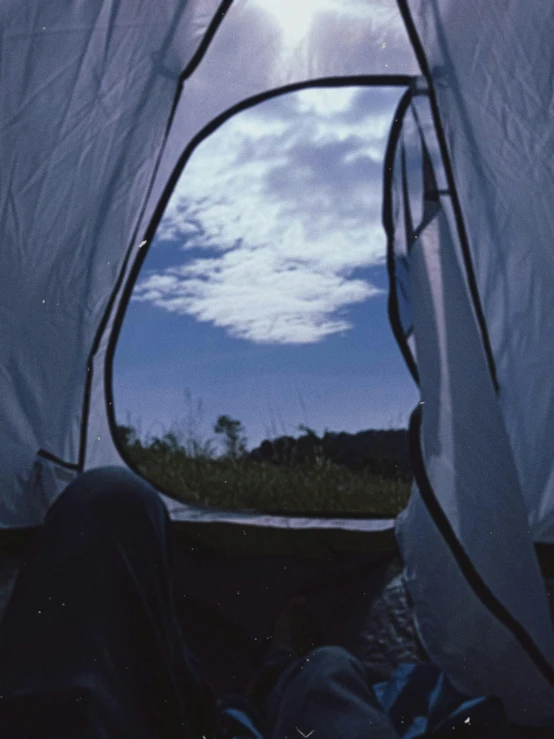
[171,535,423,696]
[0,523,554,736]
[0,521,427,695]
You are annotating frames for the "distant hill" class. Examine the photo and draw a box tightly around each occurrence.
[249,428,411,477]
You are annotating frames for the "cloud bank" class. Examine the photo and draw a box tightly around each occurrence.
[133,85,404,343]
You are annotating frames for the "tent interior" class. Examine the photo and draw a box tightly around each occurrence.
[2,0,554,733]
[0,518,421,697]
[1,508,554,737]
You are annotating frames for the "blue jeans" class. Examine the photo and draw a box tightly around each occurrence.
[0,467,398,738]
[262,646,398,739]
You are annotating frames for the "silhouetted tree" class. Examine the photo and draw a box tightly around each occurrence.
[149,431,182,456]
[117,424,139,448]
[214,415,247,459]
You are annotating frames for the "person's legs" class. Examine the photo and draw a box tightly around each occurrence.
[0,466,219,739]
[265,646,399,739]
[246,598,398,739]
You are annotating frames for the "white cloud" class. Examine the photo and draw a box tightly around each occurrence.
[133,85,403,343]
[136,250,381,344]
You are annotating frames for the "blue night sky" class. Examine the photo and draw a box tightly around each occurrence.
[113,27,420,450]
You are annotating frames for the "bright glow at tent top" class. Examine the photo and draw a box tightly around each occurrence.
[251,0,405,47]
[253,0,322,45]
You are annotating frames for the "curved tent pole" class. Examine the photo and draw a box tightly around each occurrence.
[396,0,499,394]
[382,86,420,386]
[165,0,235,139]
[100,74,413,513]
[409,403,554,687]
[78,0,236,473]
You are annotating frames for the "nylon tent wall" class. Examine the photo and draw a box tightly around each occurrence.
[390,0,554,723]
[388,91,554,720]
[0,0,553,728]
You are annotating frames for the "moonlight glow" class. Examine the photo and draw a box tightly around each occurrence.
[252,0,324,46]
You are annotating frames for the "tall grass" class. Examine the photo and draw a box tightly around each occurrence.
[117,418,412,516]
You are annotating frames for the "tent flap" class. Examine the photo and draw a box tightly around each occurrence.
[389,57,554,723]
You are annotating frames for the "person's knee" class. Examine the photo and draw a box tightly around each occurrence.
[307,645,356,665]
[48,466,164,525]
[299,646,363,681]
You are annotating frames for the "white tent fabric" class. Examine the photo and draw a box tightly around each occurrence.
[0,0,418,526]
[387,85,554,723]
[1,0,554,727]
[391,93,554,720]
[0,0,225,524]
[391,0,554,724]
[403,0,554,542]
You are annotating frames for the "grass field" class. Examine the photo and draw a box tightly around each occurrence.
[118,423,412,516]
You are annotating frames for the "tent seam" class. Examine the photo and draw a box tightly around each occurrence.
[409,403,554,687]
[102,75,413,518]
